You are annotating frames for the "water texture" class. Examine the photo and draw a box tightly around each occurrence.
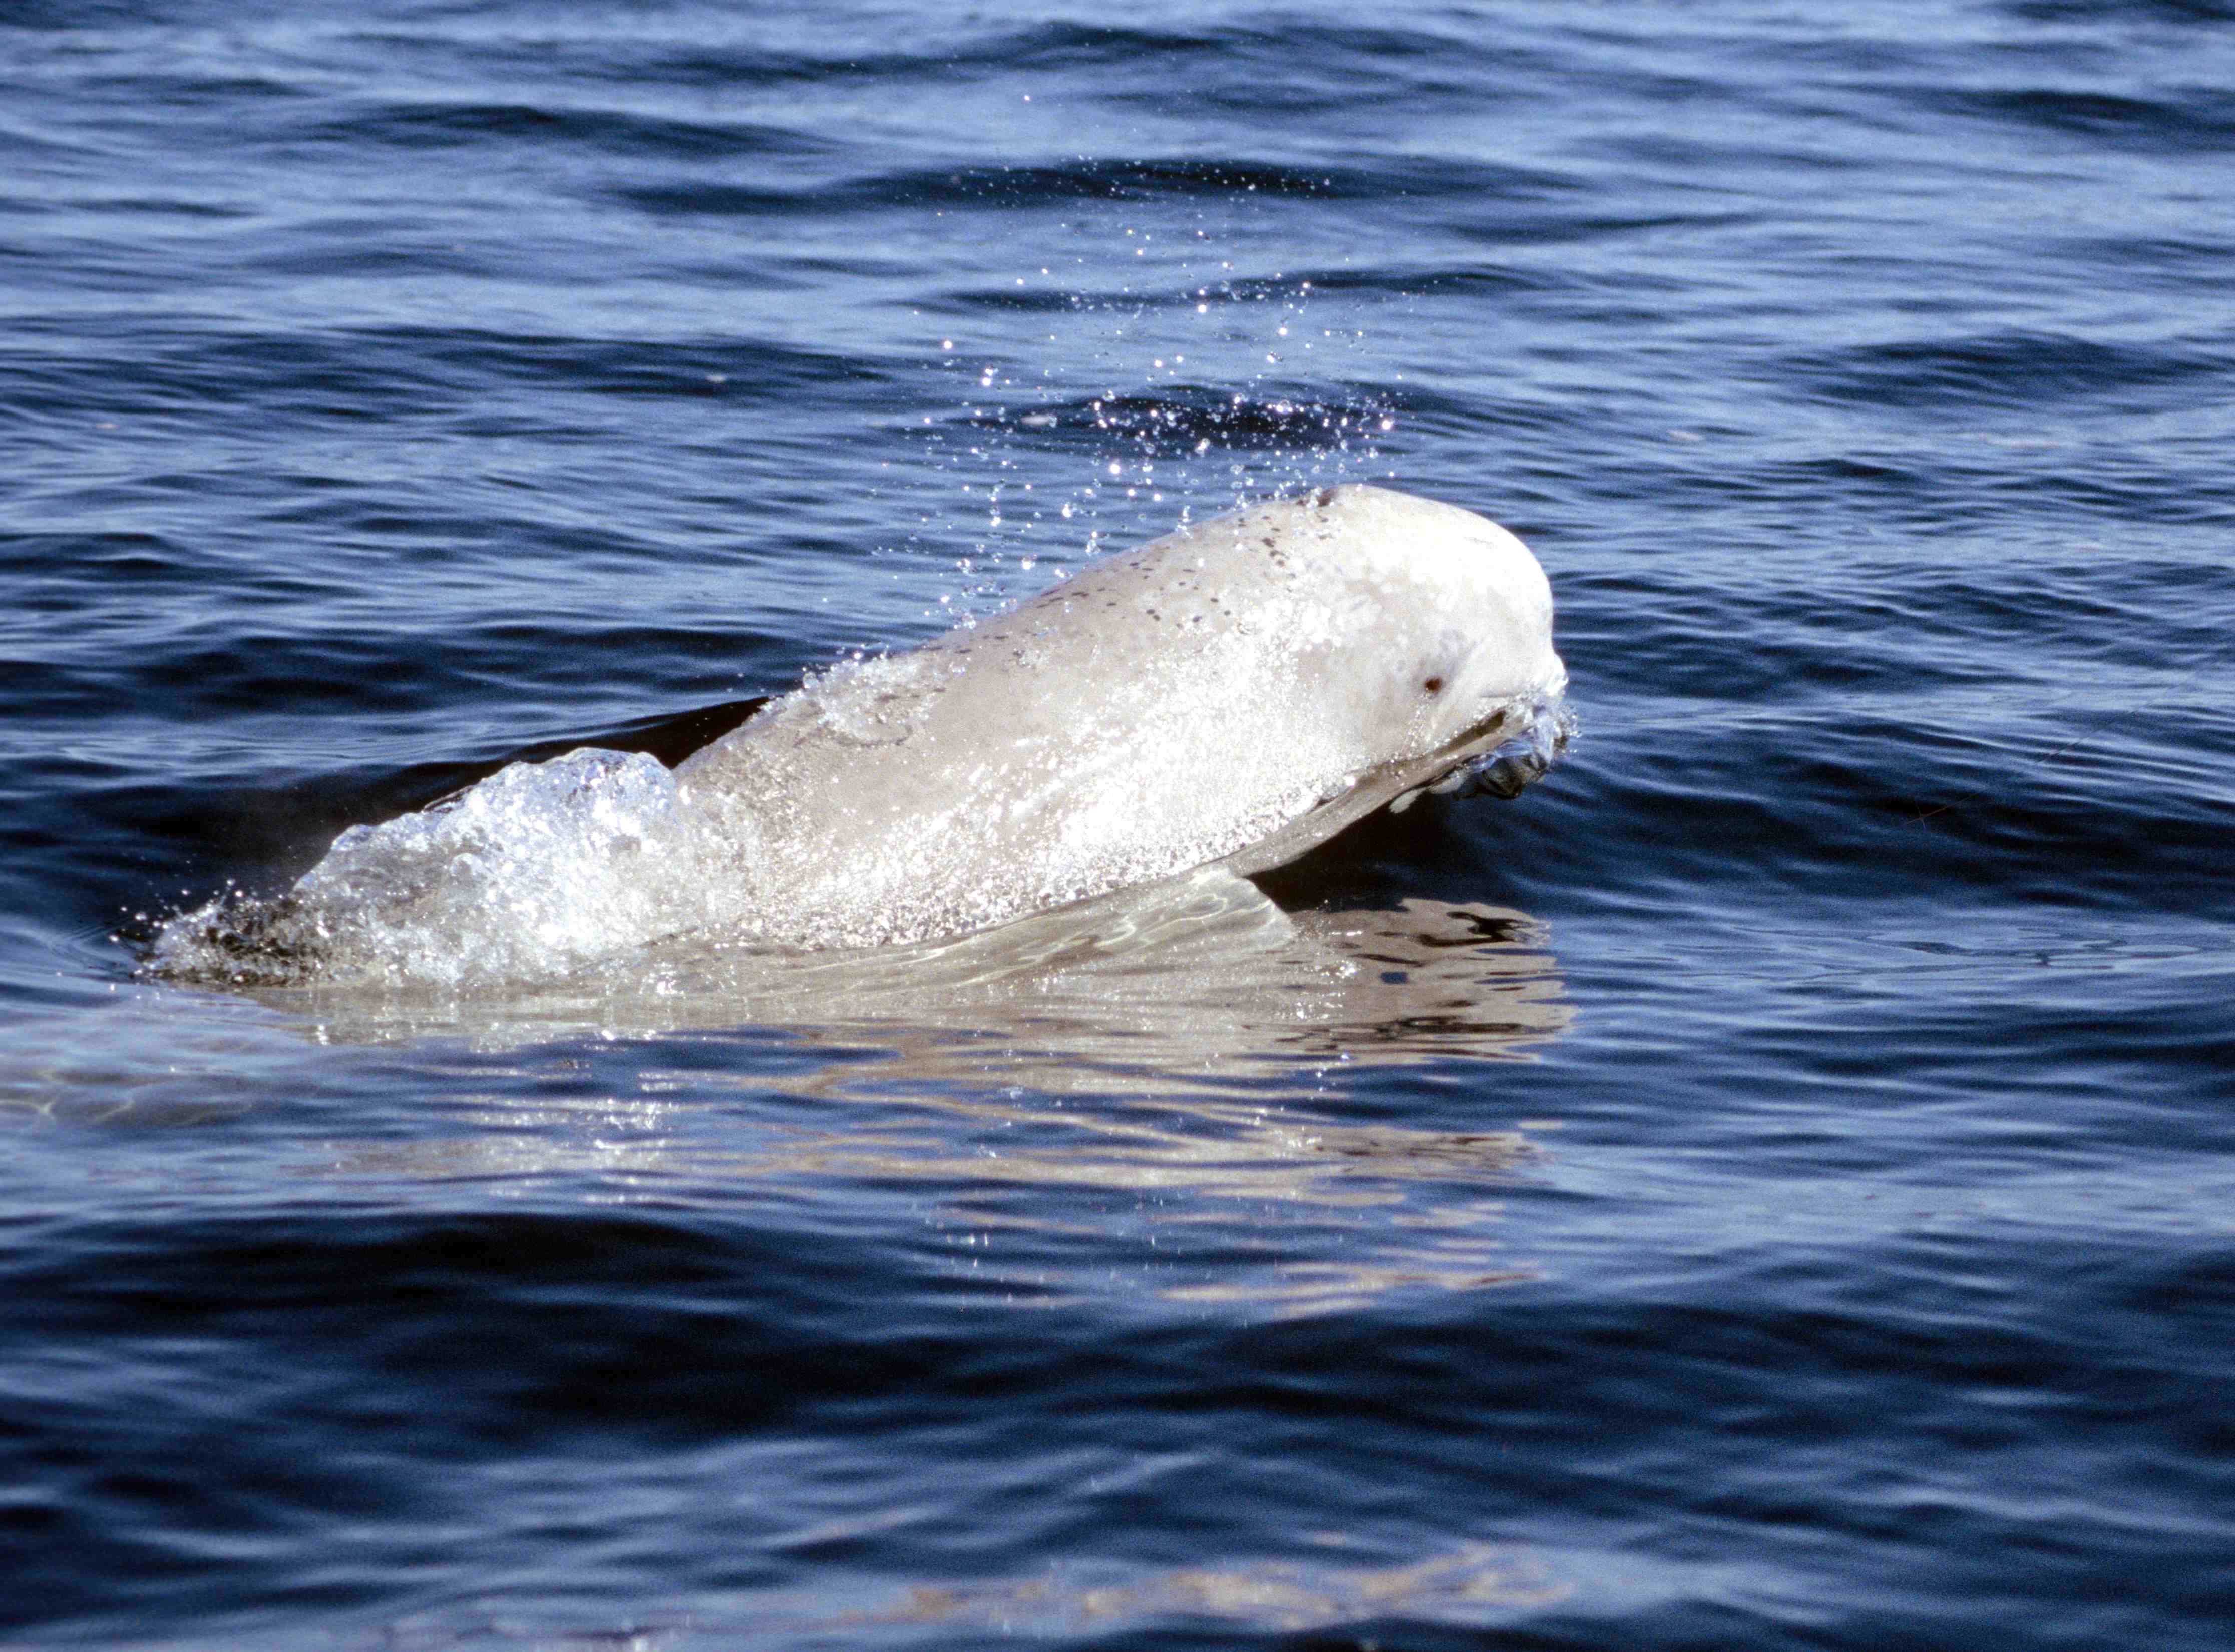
[3,1,2232,1647]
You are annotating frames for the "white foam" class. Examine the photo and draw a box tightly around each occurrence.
[155,748,715,988]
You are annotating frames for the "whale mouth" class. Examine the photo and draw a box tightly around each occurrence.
[1216,690,1572,881]
[1389,697,1573,813]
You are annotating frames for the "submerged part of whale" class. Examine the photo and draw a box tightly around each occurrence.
[152,484,1569,988]
[207,868,1569,1105]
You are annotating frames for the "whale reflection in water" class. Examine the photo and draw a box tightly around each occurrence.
[280,865,1569,1095]
[304,868,1569,1321]
[36,871,1569,1288]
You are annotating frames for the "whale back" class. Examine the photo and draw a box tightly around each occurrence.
[674,484,1564,948]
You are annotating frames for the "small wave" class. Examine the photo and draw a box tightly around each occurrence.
[1784,329,2219,414]
[603,18,1517,99]
[972,387,1397,456]
[2005,0,2235,20]
[1915,84,2235,152]
[932,263,1569,317]
[51,324,889,432]
[613,157,1343,222]
[308,99,832,161]
[616,151,1570,220]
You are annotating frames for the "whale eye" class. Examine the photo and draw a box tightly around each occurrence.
[1422,676,1444,695]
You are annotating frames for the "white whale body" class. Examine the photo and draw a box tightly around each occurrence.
[154,484,1568,987]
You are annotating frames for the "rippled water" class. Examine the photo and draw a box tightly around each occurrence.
[6,2,2234,1647]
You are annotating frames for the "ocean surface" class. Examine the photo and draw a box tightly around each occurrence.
[5,0,2233,1646]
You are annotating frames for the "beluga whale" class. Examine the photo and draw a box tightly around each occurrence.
[153,484,1569,988]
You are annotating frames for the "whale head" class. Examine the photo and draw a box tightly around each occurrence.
[1316,483,1561,750]
[1190,484,1570,876]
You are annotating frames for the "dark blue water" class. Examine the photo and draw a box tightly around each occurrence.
[6,1,2234,1646]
